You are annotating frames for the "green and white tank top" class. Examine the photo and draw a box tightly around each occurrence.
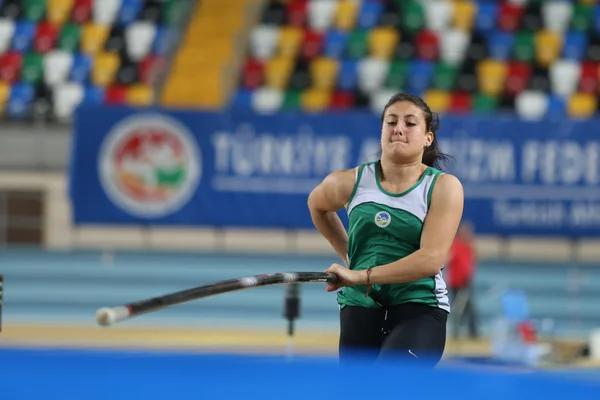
[340,161,450,312]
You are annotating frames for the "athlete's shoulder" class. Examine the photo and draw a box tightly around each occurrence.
[432,173,464,199]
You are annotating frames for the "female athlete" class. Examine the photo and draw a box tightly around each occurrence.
[307,92,464,367]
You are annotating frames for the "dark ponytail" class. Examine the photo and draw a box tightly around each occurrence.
[379,92,451,171]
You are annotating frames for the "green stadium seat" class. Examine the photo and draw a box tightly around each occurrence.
[473,92,499,113]
[513,30,534,62]
[347,29,368,59]
[384,59,407,90]
[21,52,43,84]
[283,88,301,109]
[24,0,47,22]
[570,4,593,32]
[433,61,458,91]
[401,1,425,35]
[57,23,81,52]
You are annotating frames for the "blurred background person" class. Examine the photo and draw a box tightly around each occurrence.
[447,220,479,341]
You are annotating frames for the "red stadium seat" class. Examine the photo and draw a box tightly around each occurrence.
[415,30,439,61]
[0,51,23,83]
[34,21,60,53]
[105,84,127,104]
[449,91,471,113]
[505,61,532,97]
[241,57,265,90]
[330,89,354,110]
[71,0,93,24]
[300,30,324,60]
[578,61,598,94]
[286,0,308,27]
[498,2,525,32]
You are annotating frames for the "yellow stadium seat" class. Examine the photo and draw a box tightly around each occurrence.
[127,84,154,106]
[477,59,508,97]
[334,0,358,31]
[310,57,339,89]
[568,92,597,118]
[535,30,562,68]
[301,88,332,112]
[264,56,294,90]
[81,23,109,54]
[0,81,9,113]
[423,90,450,113]
[48,0,74,25]
[453,0,476,31]
[278,26,304,58]
[368,27,399,60]
[92,52,120,87]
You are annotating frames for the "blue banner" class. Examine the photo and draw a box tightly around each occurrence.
[69,105,600,237]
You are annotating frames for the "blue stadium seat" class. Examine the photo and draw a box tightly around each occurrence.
[232,88,252,109]
[323,29,348,59]
[562,31,588,61]
[546,93,567,119]
[593,5,600,34]
[117,0,144,27]
[11,20,35,52]
[82,85,105,104]
[337,59,358,90]
[356,0,383,30]
[152,25,173,55]
[406,60,434,94]
[69,53,92,83]
[487,30,515,61]
[475,3,499,33]
[6,82,33,118]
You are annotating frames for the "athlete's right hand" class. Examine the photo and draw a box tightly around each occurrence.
[324,263,366,292]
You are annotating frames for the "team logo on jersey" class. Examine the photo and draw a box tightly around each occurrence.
[374,211,391,228]
[99,113,201,218]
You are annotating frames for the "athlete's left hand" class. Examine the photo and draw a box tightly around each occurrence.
[324,263,365,292]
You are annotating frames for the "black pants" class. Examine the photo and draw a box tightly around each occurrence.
[339,302,448,368]
[449,285,479,339]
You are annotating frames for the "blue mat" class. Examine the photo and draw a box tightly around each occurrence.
[1,348,599,399]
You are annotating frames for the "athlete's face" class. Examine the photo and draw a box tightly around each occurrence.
[380,101,433,162]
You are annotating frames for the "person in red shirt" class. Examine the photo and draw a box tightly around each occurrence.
[447,220,479,340]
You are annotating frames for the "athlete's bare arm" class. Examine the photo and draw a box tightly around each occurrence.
[308,168,356,266]
[365,173,464,285]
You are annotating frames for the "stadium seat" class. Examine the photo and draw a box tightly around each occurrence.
[535,30,562,68]
[541,1,572,32]
[48,0,75,25]
[433,61,458,91]
[546,93,567,119]
[549,59,580,97]
[21,52,43,84]
[488,30,515,61]
[57,22,80,52]
[385,59,407,90]
[126,83,153,106]
[0,18,14,53]
[515,90,548,120]
[81,22,109,54]
[278,25,304,58]
[92,51,120,87]
[125,21,156,61]
[69,53,91,83]
[401,0,425,35]
[93,0,121,25]
[505,61,531,97]
[307,0,336,31]
[0,80,10,113]
[0,50,22,82]
[347,28,367,59]
[370,88,397,114]
[330,89,354,110]
[497,1,524,32]
[406,60,434,94]
[24,0,46,21]
[241,58,264,90]
[567,92,596,118]
[283,88,301,110]
[82,84,104,104]
[423,89,450,113]
[251,87,283,113]
[310,56,338,89]
[12,20,35,53]
[105,83,126,104]
[117,0,143,26]
[439,29,470,65]
[578,61,598,94]
[286,0,308,27]
[453,0,476,32]
[6,82,34,119]
[334,0,358,31]
[570,4,592,33]
[44,50,73,86]
[337,59,357,90]
[356,0,383,30]
[473,92,499,113]
[513,30,535,62]
[250,25,280,60]
[264,56,294,90]
[301,87,331,112]
[424,0,453,32]
[477,59,507,97]
[415,30,439,61]
[300,30,324,60]
[357,57,389,93]
[562,31,588,61]
[368,27,398,60]
[474,3,499,33]
[72,0,93,24]
[449,91,471,114]
[53,82,83,119]
[34,21,60,53]
[322,29,347,58]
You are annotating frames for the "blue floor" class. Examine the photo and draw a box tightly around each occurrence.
[1,347,599,400]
